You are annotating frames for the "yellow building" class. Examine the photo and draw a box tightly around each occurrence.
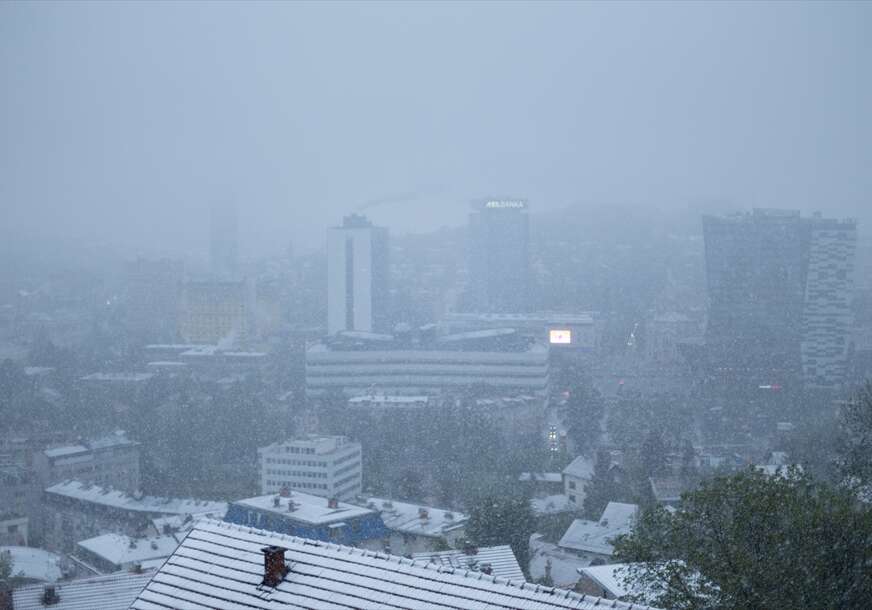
[178,279,253,345]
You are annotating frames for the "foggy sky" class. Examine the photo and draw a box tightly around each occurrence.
[1,1,870,261]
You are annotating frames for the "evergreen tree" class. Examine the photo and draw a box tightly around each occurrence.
[467,491,536,577]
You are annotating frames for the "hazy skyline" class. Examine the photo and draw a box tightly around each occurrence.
[2,1,870,261]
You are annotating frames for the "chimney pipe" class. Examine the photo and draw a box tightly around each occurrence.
[327,497,338,509]
[261,546,289,587]
[418,508,429,520]
[41,584,60,606]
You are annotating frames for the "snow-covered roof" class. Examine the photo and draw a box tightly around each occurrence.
[347,394,430,406]
[363,497,468,538]
[76,533,178,567]
[12,570,153,610]
[579,563,635,598]
[23,366,54,377]
[0,546,63,582]
[519,472,563,483]
[130,519,655,610]
[558,503,638,556]
[563,456,595,480]
[45,480,227,517]
[412,545,525,582]
[233,492,373,526]
[531,494,574,517]
[79,372,154,382]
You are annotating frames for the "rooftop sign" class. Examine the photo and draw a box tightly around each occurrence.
[484,199,526,209]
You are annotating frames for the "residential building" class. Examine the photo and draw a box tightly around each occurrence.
[563,456,594,509]
[35,430,141,493]
[558,502,639,565]
[75,533,179,574]
[258,435,362,501]
[129,519,657,609]
[327,213,389,336]
[11,569,155,610]
[703,209,857,389]
[360,497,468,556]
[0,546,65,583]
[467,199,531,313]
[412,544,525,581]
[0,466,39,545]
[223,490,390,550]
[42,480,226,552]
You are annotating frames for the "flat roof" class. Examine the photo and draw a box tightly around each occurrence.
[45,480,227,517]
[233,492,373,526]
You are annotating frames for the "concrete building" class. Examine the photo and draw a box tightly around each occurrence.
[42,481,226,552]
[360,497,469,556]
[467,199,531,313]
[0,466,40,546]
[258,435,362,501]
[35,430,141,493]
[327,214,390,335]
[75,533,179,574]
[178,279,254,345]
[223,490,390,550]
[703,209,857,389]
[306,329,549,397]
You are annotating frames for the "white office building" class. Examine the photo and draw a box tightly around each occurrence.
[258,435,362,501]
[327,214,389,335]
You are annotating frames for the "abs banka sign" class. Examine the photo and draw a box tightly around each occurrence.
[483,199,527,209]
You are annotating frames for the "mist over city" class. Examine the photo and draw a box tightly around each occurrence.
[1,2,871,610]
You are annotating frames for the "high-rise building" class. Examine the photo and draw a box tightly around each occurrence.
[703,209,857,389]
[210,202,238,277]
[257,435,362,501]
[467,199,530,313]
[327,214,389,335]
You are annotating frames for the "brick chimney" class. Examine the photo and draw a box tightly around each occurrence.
[463,541,478,555]
[279,485,291,498]
[261,546,289,588]
[418,507,429,520]
[327,497,339,509]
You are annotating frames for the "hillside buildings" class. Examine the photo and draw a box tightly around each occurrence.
[327,214,390,335]
[257,435,362,501]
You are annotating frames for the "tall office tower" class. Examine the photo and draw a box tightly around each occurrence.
[801,216,857,389]
[210,201,238,277]
[124,258,184,341]
[703,209,857,389]
[468,199,530,313]
[327,214,390,335]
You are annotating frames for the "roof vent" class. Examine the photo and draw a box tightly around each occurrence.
[273,496,281,507]
[150,540,158,550]
[261,546,289,588]
[327,497,339,509]
[418,508,429,521]
[287,501,297,512]
[480,563,493,575]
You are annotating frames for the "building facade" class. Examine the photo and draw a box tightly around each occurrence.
[327,214,390,335]
[124,258,184,341]
[467,199,531,313]
[703,209,857,389]
[178,279,254,345]
[258,435,362,501]
[35,431,141,493]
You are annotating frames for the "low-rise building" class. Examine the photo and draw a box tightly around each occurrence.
[11,569,155,610]
[558,502,639,565]
[223,490,390,550]
[360,497,468,556]
[35,430,141,493]
[258,435,362,501]
[42,480,226,552]
[563,456,594,509]
[412,544,525,581]
[0,466,39,545]
[75,533,179,574]
[0,546,65,583]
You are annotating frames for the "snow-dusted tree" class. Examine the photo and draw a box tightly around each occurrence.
[613,468,872,610]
